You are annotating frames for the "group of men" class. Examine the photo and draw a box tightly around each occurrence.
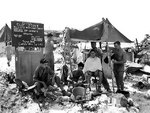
[33,40,127,97]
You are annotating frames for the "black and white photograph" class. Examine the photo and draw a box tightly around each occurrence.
[0,0,150,113]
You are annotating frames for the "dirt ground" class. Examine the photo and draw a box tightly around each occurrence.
[131,92,150,113]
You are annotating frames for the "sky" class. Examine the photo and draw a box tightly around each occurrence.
[0,0,150,42]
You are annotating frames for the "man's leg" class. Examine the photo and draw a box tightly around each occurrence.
[49,57,54,71]
[64,77,68,85]
[95,70,103,92]
[34,82,43,95]
[55,76,64,90]
[55,76,71,96]
[114,70,121,91]
[84,71,92,90]
[101,73,111,91]
[61,75,68,85]
[61,74,68,85]
[85,71,92,83]
[118,71,124,91]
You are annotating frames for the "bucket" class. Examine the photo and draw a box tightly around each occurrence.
[72,87,86,99]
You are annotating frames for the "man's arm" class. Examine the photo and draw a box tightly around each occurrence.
[34,77,47,89]
[47,66,55,85]
[33,66,46,87]
[48,66,54,75]
[97,48,103,58]
[113,51,127,64]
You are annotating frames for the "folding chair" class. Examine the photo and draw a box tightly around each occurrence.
[85,70,103,92]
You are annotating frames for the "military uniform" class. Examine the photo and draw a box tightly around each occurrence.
[112,48,126,90]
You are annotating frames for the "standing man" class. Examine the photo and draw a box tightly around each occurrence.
[90,42,111,92]
[112,41,127,92]
[44,33,55,71]
[5,42,12,66]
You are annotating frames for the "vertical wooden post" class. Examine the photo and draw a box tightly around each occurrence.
[135,38,139,52]
[65,28,73,76]
[63,31,67,65]
[15,46,18,79]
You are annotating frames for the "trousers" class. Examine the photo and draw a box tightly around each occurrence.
[113,70,124,90]
[102,73,111,91]
[35,76,63,93]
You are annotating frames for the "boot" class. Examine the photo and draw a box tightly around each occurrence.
[107,89,112,93]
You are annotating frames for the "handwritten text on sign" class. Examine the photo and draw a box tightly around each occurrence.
[11,21,45,47]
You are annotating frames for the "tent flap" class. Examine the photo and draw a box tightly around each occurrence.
[69,18,132,43]
[0,24,11,42]
[70,21,104,41]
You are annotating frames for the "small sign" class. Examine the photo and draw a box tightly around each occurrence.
[11,21,45,47]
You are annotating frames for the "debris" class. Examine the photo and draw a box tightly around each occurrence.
[128,98,134,107]
[55,96,70,103]
[144,90,150,99]
[120,96,128,107]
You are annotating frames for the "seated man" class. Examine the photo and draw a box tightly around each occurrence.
[33,58,70,97]
[69,62,85,86]
[87,42,111,92]
[61,64,69,85]
[83,49,103,92]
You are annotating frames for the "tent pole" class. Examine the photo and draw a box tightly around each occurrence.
[104,18,115,93]
[65,28,73,76]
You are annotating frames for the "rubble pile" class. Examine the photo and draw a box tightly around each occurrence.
[0,73,30,113]
[0,70,141,113]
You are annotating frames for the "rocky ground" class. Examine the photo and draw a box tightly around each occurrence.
[1,53,150,113]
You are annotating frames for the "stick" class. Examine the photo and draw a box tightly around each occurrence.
[109,61,115,93]
[135,38,139,52]
[106,42,115,93]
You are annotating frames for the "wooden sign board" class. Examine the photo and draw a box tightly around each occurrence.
[11,21,45,47]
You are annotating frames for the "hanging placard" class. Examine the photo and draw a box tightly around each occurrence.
[11,21,44,47]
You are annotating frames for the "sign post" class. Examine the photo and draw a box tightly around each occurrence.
[11,21,44,85]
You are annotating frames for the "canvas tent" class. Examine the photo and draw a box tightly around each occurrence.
[65,18,133,92]
[0,24,11,43]
[69,18,132,43]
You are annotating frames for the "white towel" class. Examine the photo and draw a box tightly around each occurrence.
[83,57,102,73]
